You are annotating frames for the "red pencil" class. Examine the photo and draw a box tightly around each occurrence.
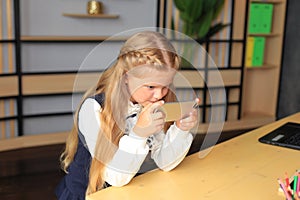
[285,172,290,187]
[278,178,293,200]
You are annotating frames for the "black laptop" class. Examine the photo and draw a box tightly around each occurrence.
[258,122,300,150]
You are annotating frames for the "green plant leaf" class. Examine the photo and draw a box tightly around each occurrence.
[203,0,218,13]
[197,10,214,39]
[205,23,230,39]
[180,12,193,23]
[173,0,187,12]
[212,0,225,19]
[186,0,203,22]
[173,0,226,40]
[184,22,195,37]
[182,22,189,36]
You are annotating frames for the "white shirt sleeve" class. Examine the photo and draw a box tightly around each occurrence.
[78,98,149,187]
[103,132,149,187]
[151,123,193,171]
[78,98,100,157]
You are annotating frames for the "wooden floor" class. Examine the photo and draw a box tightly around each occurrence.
[0,129,249,200]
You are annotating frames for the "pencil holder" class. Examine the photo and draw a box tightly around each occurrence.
[87,0,103,15]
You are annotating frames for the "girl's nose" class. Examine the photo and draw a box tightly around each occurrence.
[153,89,163,99]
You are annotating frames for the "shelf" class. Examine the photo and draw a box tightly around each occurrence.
[0,131,69,152]
[250,0,284,4]
[197,113,275,134]
[22,73,101,95]
[248,33,281,37]
[21,35,127,42]
[0,76,19,97]
[245,64,277,69]
[62,13,119,19]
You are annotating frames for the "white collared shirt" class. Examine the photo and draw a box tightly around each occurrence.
[78,98,193,187]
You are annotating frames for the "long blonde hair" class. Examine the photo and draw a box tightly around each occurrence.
[60,31,181,195]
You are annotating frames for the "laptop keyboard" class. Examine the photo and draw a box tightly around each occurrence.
[283,131,300,146]
[259,122,300,150]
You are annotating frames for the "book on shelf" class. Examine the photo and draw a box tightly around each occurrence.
[246,37,254,67]
[252,36,266,67]
[261,3,274,33]
[248,3,274,34]
[245,36,266,67]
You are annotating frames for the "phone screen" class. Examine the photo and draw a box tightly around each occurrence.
[158,101,196,122]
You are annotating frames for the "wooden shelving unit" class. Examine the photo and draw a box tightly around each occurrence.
[21,36,127,42]
[62,13,119,19]
[241,0,286,125]
[193,0,287,132]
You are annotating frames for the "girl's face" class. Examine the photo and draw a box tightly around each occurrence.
[126,65,176,107]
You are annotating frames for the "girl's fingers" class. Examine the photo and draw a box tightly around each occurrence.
[149,100,164,113]
[177,111,198,130]
[180,112,197,122]
[178,121,197,131]
[152,110,165,120]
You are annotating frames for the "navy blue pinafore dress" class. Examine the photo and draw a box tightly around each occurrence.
[55,94,107,200]
[55,93,157,199]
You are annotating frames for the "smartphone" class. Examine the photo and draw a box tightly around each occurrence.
[158,101,197,122]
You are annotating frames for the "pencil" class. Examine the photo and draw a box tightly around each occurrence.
[294,175,298,198]
[297,174,300,198]
[286,172,290,187]
[278,178,293,200]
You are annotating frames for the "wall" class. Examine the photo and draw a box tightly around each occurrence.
[20,0,158,135]
[278,0,300,118]
[1,0,296,138]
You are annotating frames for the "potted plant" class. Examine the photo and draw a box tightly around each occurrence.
[172,0,229,68]
[173,0,228,43]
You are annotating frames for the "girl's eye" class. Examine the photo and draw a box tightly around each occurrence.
[146,85,155,89]
[144,85,169,90]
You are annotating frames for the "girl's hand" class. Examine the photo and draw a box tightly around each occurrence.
[133,101,165,138]
[176,98,199,131]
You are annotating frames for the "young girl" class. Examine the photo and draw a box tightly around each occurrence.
[55,31,198,199]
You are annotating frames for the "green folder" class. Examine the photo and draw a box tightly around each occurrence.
[248,3,273,34]
[248,3,261,34]
[252,37,265,67]
[261,3,273,33]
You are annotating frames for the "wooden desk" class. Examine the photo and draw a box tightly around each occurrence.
[87,112,300,200]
